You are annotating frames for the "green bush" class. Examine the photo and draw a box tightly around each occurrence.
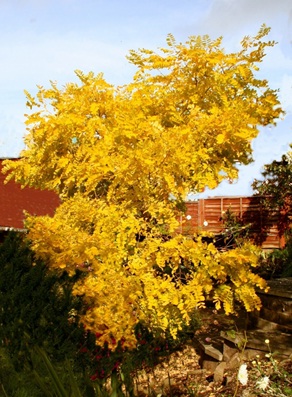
[257,229,292,279]
[0,232,96,371]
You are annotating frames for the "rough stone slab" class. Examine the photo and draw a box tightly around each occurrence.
[187,369,207,376]
[202,359,219,372]
[259,277,292,299]
[242,349,265,361]
[245,330,292,355]
[256,317,292,334]
[225,351,241,370]
[259,294,292,313]
[221,329,292,356]
[260,307,292,326]
[201,344,223,361]
[214,362,227,383]
[223,340,238,362]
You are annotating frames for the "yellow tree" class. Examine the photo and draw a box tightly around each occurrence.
[4,26,282,348]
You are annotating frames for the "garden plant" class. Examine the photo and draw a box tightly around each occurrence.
[1,26,291,396]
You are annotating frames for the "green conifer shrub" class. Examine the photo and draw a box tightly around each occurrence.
[0,231,96,372]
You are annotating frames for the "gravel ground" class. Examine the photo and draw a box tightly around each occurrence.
[130,308,292,396]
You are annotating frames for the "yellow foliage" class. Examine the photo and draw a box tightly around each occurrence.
[3,26,282,348]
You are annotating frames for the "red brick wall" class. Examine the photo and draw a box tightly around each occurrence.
[0,159,60,230]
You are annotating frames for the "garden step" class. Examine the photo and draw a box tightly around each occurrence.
[256,317,292,334]
[258,308,292,328]
[246,330,292,356]
[252,277,292,333]
[261,277,292,300]
[221,330,292,357]
[258,294,292,313]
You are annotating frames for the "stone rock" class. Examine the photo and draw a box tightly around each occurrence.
[202,344,223,361]
[223,340,238,361]
[213,362,227,383]
[226,375,234,385]
[202,359,219,373]
[242,348,264,361]
[188,369,207,376]
[226,351,241,370]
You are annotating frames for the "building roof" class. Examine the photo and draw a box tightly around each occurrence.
[0,159,60,230]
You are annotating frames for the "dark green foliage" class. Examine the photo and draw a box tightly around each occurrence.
[252,148,292,278]
[0,347,41,397]
[252,150,292,235]
[0,346,99,397]
[281,237,292,277]
[0,232,95,372]
[252,152,292,208]
[257,229,292,279]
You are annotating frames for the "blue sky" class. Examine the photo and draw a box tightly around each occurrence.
[0,0,292,197]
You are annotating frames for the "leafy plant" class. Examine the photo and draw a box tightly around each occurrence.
[252,150,292,235]
[257,229,292,279]
[220,208,252,248]
[249,339,292,396]
[3,26,281,349]
[0,232,96,373]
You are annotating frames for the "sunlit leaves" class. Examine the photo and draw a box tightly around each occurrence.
[2,27,282,348]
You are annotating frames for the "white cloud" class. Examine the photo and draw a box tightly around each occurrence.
[200,0,292,35]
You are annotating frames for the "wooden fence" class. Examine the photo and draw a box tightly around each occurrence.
[179,197,285,250]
